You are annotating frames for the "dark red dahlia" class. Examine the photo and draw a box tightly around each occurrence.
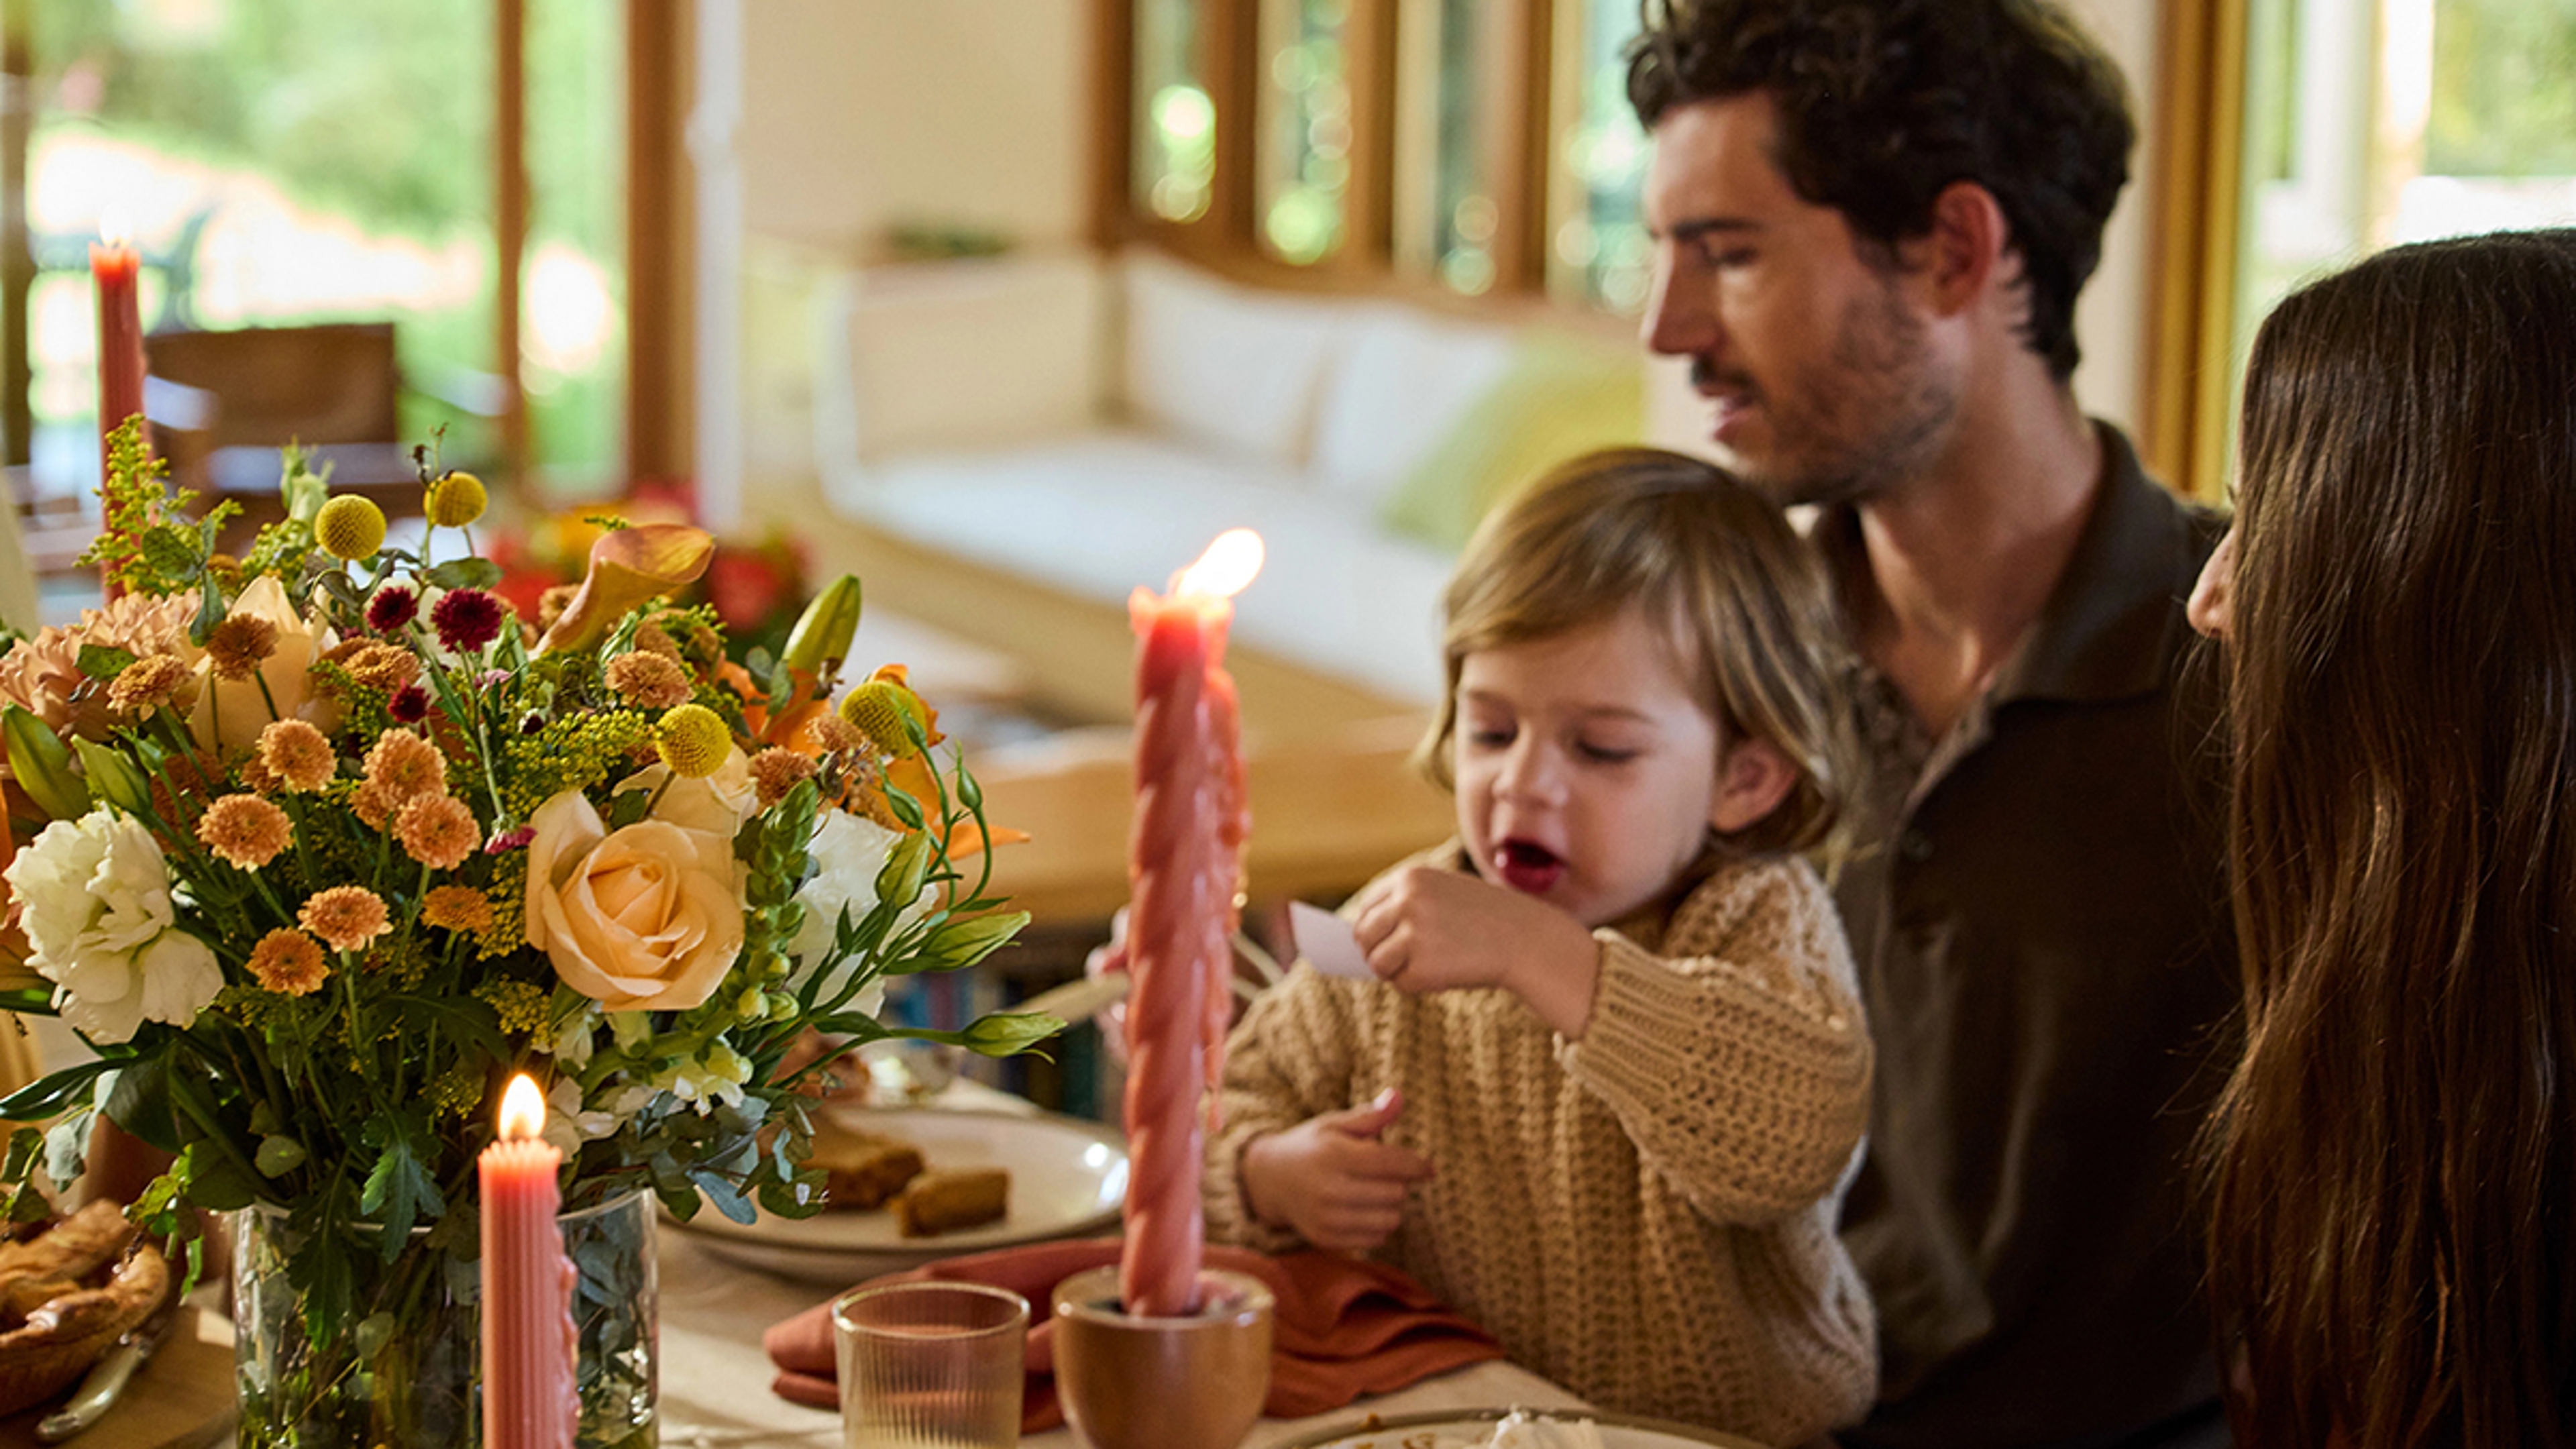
[431,588,506,653]
[388,682,431,723]
[366,584,420,633]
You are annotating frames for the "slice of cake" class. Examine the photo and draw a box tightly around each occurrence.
[807,1118,924,1211]
[891,1168,1010,1237]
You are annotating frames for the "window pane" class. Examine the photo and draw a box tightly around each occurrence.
[1548,0,1649,312]
[525,0,625,500]
[1395,0,1501,295]
[1256,0,1350,265]
[28,0,498,502]
[1132,0,1212,224]
[2235,0,2576,391]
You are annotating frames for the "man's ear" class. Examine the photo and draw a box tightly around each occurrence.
[1709,736,1799,834]
[1899,179,2009,317]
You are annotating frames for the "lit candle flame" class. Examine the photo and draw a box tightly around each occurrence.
[498,1074,547,1142]
[98,213,131,250]
[1174,529,1264,600]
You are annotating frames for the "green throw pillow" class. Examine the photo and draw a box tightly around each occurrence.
[1377,331,1646,552]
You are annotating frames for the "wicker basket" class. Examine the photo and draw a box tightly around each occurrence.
[0,1241,169,1418]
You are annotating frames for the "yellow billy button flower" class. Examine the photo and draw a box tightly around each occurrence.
[314,495,389,561]
[837,680,926,758]
[654,703,731,779]
[423,470,488,529]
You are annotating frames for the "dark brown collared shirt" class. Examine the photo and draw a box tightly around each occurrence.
[1827,427,2239,1449]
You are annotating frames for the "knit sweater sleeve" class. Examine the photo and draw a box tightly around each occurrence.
[1202,963,1367,1253]
[1561,856,1872,1225]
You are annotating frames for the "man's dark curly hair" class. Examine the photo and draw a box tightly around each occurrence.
[1627,0,2133,379]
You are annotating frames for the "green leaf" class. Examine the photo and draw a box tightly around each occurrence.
[690,1171,757,1226]
[423,557,503,592]
[71,738,153,817]
[178,1140,258,1212]
[74,644,138,680]
[102,1057,179,1153]
[358,1118,443,1256]
[0,1060,116,1123]
[2,704,91,821]
[256,1135,309,1178]
[1,1128,38,1182]
[42,1107,93,1186]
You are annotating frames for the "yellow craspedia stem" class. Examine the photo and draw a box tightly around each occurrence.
[315,495,388,561]
[655,702,731,778]
[424,470,488,529]
[837,679,924,757]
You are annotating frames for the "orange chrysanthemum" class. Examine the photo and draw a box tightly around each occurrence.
[420,885,494,934]
[606,651,693,710]
[363,729,447,802]
[300,885,391,953]
[396,794,481,870]
[204,614,281,682]
[749,747,818,809]
[197,794,292,870]
[258,719,337,794]
[106,655,197,719]
[246,928,330,996]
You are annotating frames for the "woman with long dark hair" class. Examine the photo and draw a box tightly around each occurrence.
[2188,227,2576,1447]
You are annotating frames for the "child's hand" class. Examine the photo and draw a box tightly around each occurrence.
[1352,867,1600,1034]
[1240,1088,1434,1253]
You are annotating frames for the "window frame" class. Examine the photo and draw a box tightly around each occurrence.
[1091,0,1631,317]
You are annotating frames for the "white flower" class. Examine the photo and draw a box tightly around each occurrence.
[3,810,223,1043]
[644,1043,753,1115]
[540,1077,620,1159]
[787,811,920,1020]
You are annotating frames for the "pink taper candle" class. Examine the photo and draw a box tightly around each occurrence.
[480,1075,578,1449]
[1122,529,1260,1317]
[91,227,146,601]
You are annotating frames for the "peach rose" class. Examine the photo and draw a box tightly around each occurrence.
[523,787,747,1011]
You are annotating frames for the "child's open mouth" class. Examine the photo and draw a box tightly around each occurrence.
[1495,839,1566,895]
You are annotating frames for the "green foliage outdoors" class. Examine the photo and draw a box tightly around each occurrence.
[2427,0,2576,178]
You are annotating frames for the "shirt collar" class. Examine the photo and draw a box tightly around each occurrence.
[1818,423,2213,708]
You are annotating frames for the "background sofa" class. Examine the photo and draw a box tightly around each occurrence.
[814,246,1644,740]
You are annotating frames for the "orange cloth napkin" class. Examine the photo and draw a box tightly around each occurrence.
[764,1237,1505,1433]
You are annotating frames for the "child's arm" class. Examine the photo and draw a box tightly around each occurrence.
[1205,965,1428,1252]
[1562,860,1872,1226]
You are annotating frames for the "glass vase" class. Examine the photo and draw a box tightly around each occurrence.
[231,1189,658,1449]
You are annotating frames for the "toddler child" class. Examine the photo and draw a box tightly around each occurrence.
[1206,447,1876,1443]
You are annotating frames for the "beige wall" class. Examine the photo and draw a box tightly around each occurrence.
[737,0,1091,252]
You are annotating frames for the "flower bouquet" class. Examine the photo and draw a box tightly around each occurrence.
[0,425,1058,1447]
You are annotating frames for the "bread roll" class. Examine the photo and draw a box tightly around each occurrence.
[892,1168,1009,1237]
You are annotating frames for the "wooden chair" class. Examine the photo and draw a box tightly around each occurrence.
[144,322,420,549]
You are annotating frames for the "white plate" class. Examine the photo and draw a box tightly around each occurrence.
[1272,1408,1770,1449]
[664,1107,1128,1283]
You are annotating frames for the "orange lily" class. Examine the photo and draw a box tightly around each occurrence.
[535,523,715,655]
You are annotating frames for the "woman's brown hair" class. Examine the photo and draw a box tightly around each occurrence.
[2207,228,2576,1448]
[1419,446,1854,856]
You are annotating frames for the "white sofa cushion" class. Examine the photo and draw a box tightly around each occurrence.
[825,432,1452,706]
[827,254,1106,464]
[1307,304,1515,508]
[1120,253,1346,470]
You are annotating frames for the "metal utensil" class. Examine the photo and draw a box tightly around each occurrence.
[35,1301,178,1444]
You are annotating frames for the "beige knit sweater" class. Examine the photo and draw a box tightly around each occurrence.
[1205,845,1877,1444]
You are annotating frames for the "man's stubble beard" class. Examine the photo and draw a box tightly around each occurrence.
[1719,276,1959,511]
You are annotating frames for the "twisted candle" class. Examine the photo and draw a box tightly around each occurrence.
[1120,531,1258,1318]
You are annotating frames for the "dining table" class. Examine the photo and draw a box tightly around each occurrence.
[654,1075,1599,1448]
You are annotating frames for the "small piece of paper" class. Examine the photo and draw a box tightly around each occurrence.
[1288,900,1373,981]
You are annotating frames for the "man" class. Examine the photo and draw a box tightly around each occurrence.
[1629,3,2237,1447]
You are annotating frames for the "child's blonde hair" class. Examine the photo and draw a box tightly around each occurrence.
[1420,447,1854,857]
